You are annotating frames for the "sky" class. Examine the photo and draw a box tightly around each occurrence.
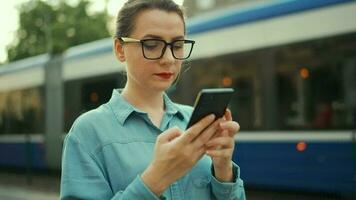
[0,0,184,63]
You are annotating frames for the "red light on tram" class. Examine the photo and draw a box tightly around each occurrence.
[222,76,233,87]
[296,141,307,152]
[90,92,99,103]
[299,68,309,79]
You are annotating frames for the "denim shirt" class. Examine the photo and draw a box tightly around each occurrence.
[60,89,246,200]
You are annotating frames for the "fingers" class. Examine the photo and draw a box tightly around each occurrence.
[221,109,239,136]
[191,118,223,148]
[224,109,233,121]
[219,121,240,136]
[158,126,183,143]
[206,148,233,158]
[205,135,234,157]
[194,147,207,160]
[205,131,235,158]
[180,114,215,143]
[206,134,234,148]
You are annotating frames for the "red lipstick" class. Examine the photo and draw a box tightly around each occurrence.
[155,72,173,79]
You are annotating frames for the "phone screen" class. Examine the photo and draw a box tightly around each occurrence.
[186,88,234,129]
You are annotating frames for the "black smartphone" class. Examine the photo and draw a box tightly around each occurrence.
[186,88,234,129]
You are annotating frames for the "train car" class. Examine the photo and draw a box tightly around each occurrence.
[0,54,48,169]
[0,0,355,196]
[171,0,356,196]
[0,39,125,170]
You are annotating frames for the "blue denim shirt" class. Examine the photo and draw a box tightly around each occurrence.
[60,89,246,200]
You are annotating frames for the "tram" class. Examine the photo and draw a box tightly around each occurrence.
[0,0,355,195]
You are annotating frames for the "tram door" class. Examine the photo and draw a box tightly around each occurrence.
[210,53,261,130]
[229,53,263,130]
[231,78,255,129]
[82,79,117,111]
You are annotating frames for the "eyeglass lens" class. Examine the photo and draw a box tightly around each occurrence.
[142,40,193,59]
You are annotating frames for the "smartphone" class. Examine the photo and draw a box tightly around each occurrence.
[186,88,234,129]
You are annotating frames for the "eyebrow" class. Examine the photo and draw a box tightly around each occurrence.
[142,34,185,40]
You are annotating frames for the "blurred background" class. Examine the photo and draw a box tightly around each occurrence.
[0,0,356,199]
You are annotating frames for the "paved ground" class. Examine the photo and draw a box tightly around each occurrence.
[0,186,57,200]
[246,189,354,200]
[0,170,354,200]
[0,170,59,200]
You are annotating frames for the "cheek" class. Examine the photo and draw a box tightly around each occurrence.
[178,61,183,68]
[176,61,183,72]
[124,51,145,72]
[124,46,141,61]
[126,59,152,79]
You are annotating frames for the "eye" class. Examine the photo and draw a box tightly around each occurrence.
[143,40,161,50]
[173,41,184,50]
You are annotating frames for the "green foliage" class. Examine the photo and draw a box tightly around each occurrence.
[7,0,110,62]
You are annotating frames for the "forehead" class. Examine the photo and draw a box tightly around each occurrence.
[131,9,185,38]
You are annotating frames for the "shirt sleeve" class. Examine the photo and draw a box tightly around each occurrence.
[60,129,165,200]
[210,162,246,200]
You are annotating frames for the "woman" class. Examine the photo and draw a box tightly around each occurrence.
[60,0,246,199]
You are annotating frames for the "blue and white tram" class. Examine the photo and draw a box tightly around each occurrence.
[0,55,48,169]
[0,38,124,170]
[0,0,355,196]
[175,0,356,195]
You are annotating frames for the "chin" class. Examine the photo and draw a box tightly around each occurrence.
[152,82,173,92]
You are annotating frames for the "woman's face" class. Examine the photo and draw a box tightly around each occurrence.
[117,9,185,93]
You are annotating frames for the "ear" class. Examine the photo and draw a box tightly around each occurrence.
[114,39,126,62]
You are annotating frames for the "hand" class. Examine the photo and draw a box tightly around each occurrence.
[141,114,222,196]
[205,109,240,182]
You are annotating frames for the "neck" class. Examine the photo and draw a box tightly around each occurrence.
[121,82,165,113]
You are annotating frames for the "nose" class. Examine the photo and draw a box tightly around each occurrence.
[160,45,175,64]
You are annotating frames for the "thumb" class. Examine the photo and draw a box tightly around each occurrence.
[158,126,182,142]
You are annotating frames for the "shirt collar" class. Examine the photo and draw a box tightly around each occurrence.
[163,92,185,120]
[108,89,185,125]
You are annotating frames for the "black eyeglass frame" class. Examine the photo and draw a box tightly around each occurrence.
[118,37,195,60]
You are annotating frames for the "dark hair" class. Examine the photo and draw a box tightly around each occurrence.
[115,0,186,38]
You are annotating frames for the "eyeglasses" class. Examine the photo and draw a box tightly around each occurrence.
[119,37,195,60]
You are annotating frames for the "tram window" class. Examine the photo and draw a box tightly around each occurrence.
[308,65,354,129]
[172,33,356,130]
[0,87,44,134]
[279,63,355,130]
[231,79,255,129]
[64,79,82,132]
[82,79,117,111]
[277,74,297,129]
[171,54,261,130]
[276,33,356,130]
[64,74,125,132]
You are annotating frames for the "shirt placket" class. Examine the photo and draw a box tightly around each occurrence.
[170,182,182,200]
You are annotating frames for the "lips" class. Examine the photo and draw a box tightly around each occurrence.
[155,72,173,79]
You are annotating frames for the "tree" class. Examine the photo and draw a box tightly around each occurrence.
[7,0,110,62]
